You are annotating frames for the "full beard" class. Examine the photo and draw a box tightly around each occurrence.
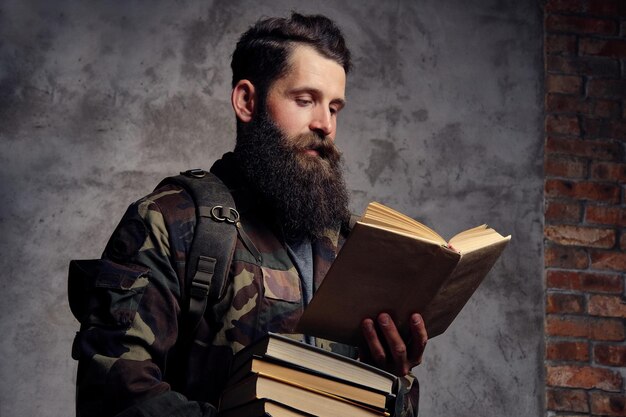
[234,111,351,239]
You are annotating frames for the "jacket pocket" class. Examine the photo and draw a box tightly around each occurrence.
[260,266,303,333]
[261,266,301,303]
[68,259,150,329]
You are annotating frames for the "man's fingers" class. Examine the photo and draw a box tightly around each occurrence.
[407,313,428,365]
[361,313,428,376]
[377,313,410,375]
[361,318,386,365]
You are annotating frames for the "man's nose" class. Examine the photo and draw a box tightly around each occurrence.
[309,107,333,138]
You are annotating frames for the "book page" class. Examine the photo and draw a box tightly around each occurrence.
[362,202,510,254]
[423,238,510,337]
[449,225,511,253]
[361,202,446,245]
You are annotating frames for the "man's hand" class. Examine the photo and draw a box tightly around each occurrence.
[360,312,428,376]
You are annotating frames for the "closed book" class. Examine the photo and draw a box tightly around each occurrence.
[297,201,511,345]
[219,373,387,417]
[231,333,396,394]
[228,355,391,410]
[218,398,315,417]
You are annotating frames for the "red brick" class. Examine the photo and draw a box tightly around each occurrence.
[544,155,587,179]
[587,0,626,17]
[594,344,626,367]
[546,74,583,95]
[606,119,626,141]
[546,93,590,114]
[547,340,590,362]
[591,251,626,271]
[546,15,618,35]
[545,179,621,203]
[546,114,581,135]
[545,246,590,269]
[588,79,626,99]
[581,38,626,59]
[545,225,615,248]
[546,388,589,412]
[544,0,586,13]
[546,94,622,118]
[591,162,626,182]
[546,364,623,390]
[585,205,626,226]
[545,315,625,341]
[545,34,578,55]
[546,201,582,222]
[589,294,626,318]
[593,99,622,118]
[545,137,621,160]
[546,270,623,293]
[591,392,626,416]
[583,118,626,140]
[621,232,626,251]
[546,55,621,77]
[547,292,585,314]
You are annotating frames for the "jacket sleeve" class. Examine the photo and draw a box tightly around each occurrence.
[394,374,420,417]
[71,186,215,417]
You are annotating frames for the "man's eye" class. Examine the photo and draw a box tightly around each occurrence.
[296,98,313,106]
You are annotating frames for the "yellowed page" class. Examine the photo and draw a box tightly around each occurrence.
[422,238,510,337]
[450,225,510,253]
[362,202,446,244]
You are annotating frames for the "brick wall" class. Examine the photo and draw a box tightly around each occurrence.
[544,0,626,415]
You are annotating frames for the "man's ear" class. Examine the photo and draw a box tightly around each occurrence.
[231,80,257,123]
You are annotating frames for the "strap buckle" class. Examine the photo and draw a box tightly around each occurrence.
[190,281,210,298]
[181,169,207,178]
[210,205,240,224]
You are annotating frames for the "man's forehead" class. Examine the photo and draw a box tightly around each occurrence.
[279,44,346,98]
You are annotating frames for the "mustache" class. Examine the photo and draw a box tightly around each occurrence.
[288,133,341,161]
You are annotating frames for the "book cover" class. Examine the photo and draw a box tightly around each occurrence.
[228,355,391,410]
[219,373,387,417]
[218,398,316,417]
[231,333,397,394]
[297,202,511,345]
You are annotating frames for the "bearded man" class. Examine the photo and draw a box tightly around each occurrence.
[71,12,427,417]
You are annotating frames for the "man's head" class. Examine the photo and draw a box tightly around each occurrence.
[230,13,352,239]
[231,13,351,104]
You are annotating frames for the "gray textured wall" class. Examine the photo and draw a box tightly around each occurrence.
[0,1,544,416]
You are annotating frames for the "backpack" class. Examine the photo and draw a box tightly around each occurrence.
[68,169,258,342]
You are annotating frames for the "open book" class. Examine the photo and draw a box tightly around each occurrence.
[297,202,511,344]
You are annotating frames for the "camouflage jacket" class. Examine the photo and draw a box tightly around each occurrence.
[71,153,419,417]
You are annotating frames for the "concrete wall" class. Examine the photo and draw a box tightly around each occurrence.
[0,1,544,416]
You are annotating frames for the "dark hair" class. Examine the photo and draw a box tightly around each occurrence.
[231,12,351,97]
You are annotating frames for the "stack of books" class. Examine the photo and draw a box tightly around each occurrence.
[218,333,397,417]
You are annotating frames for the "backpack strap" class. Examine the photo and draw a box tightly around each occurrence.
[157,168,257,334]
